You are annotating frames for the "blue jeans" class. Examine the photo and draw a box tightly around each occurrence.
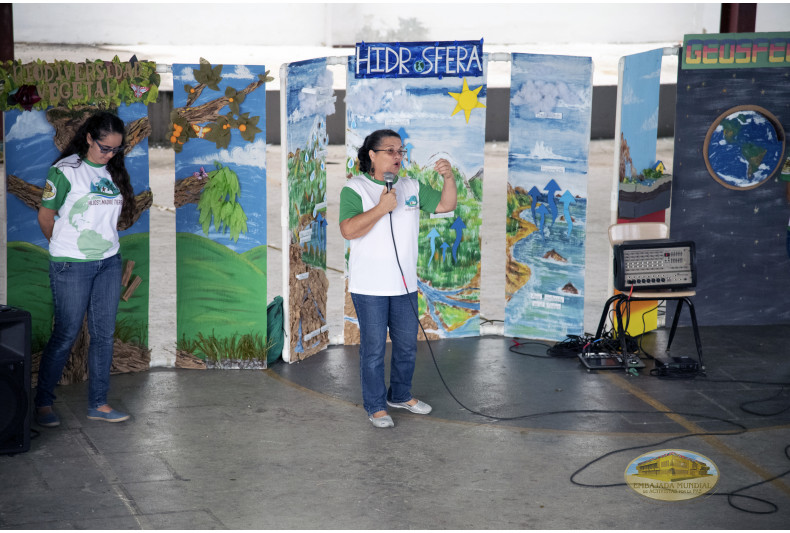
[35,254,122,410]
[351,292,419,416]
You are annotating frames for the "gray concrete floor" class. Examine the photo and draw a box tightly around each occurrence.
[2,326,790,529]
[4,139,790,528]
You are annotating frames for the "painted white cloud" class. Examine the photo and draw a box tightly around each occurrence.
[622,85,642,105]
[511,80,585,114]
[173,66,195,83]
[641,68,661,79]
[289,69,336,123]
[222,65,255,80]
[345,79,416,117]
[641,108,658,131]
[190,138,267,169]
[126,143,147,159]
[5,111,54,141]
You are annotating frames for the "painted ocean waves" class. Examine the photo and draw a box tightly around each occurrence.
[505,53,593,341]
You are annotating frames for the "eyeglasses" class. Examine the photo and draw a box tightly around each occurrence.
[94,139,125,155]
[373,148,408,157]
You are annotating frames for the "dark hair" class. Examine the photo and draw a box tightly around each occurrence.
[357,129,401,174]
[55,111,135,228]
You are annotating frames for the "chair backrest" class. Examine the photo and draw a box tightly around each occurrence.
[608,222,669,246]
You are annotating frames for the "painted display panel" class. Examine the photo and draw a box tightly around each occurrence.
[672,33,790,326]
[4,103,152,379]
[343,55,487,342]
[504,53,593,341]
[616,48,669,219]
[283,58,334,361]
[172,61,269,368]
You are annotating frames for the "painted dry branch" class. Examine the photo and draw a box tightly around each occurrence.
[5,174,42,211]
[122,260,135,286]
[175,350,207,369]
[121,275,142,302]
[45,106,150,153]
[174,174,207,208]
[185,83,207,107]
[124,116,152,152]
[172,78,266,124]
[6,174,152,230]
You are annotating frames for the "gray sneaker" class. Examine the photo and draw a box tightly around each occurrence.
[369,414,394,428]
[387,399,432,415]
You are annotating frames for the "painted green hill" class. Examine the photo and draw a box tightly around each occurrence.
[176,232,267,346]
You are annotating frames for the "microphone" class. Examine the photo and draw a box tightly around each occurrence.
[383,172,396,191]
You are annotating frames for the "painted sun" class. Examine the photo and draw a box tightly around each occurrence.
[448,78,486,123]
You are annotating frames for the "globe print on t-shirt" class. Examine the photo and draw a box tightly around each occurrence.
[705,108,784,189]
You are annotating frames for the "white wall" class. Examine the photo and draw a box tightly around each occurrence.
[327,3,722,46]
[13,3,725,47]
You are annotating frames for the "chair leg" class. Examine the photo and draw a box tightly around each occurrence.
[666,298,685,350]
[685,298,705,369]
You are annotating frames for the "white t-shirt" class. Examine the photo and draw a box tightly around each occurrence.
[40,154,124,261]
[341,174,441,296]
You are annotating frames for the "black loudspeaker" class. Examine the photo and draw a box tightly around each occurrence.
[0,306,32,455]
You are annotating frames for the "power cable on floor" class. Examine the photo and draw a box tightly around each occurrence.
[384,205,790,515]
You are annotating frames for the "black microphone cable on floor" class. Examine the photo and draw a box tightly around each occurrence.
[383,209,790,514]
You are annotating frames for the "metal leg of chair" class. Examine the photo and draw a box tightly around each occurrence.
[666,298,685,350]
[685,297,705,369]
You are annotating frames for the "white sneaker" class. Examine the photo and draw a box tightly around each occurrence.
[369,414,394,428]
[386,399,432,415]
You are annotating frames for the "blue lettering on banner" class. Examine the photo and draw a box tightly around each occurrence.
[355,39,484,79]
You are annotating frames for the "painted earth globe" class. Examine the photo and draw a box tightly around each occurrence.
[704,107,785,190]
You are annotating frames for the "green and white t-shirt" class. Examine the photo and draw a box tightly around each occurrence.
[340,173,441,296]
[41,154,124,261]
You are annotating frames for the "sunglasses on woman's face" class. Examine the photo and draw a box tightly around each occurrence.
[95,139,124,155]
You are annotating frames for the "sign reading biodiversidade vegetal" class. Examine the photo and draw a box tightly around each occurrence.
[0,57,159,110]
[682,32,790,69]
[355,40,483,79]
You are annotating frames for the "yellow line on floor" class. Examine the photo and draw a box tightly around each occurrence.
[605,372,790,498]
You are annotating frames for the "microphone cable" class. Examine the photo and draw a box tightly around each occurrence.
[381,194,790,514]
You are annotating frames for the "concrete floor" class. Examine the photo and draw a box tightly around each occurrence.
[1,326,790,528]
[3,140,790,528]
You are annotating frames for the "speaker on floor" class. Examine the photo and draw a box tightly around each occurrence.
[0,306,32,455]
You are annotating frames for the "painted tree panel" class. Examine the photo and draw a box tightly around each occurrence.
[4,103,151,377]
[172,62,269,368]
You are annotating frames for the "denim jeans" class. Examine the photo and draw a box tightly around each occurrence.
[35,254,122,410]
[351,291,419,416]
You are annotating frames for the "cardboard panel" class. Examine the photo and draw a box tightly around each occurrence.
[504,53,593,341]
[172,62,269,368]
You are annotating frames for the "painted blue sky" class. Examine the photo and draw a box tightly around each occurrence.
[508,53,593,198]
[619,48,663,175]
[173,63,268,254]
[345,56,487,180]
[286,57,335,150]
